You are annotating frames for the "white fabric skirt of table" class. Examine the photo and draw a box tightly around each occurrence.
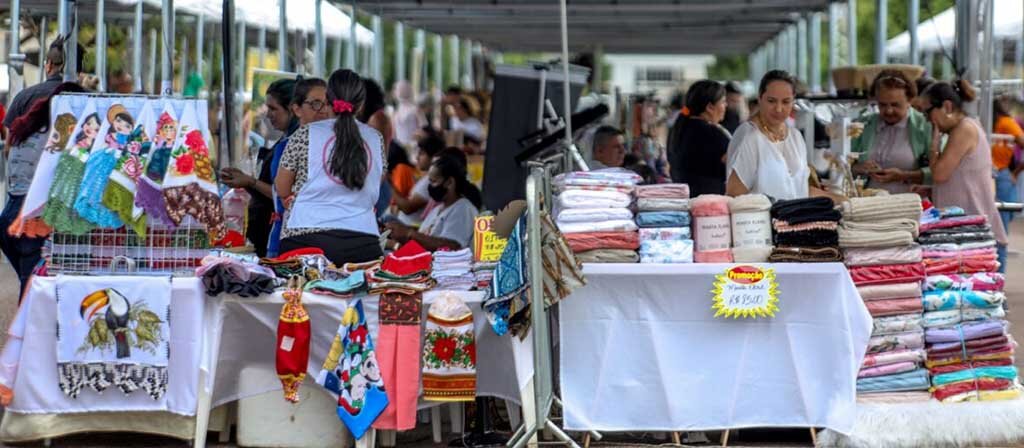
[208,289,522,408]
[559,263,871,435]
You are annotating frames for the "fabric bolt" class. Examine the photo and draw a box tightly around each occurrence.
[922,247,997,259]
[857,282,922,301]
[926,348,1016,369]
[918,231,996,245]
[922,273,1005,292]
[639,240,694,264]
[933,378,1016,402]
[556,208,634,224]
[866,331,925,354]
[635,183,690,199]
[636,211,691,228]
[927,334,1010,358]
[565,232,640,252]
[557,189,632,209]
[575,249,639,264]
[922,307,1006,328]
[557,219,638,234]
[861,349,926,368]
[856,391,933,403]
[637,198,691,212]
[928,358,1014,375]
[865,298,924,318]
[940,388,1022,403]
[691,195,732,263]
[769,197,841,225]
[843,245,923,267]
[638,227,690,242]
[838,221,918,249]
[773,229,840,247]
[922,224,993,236]
[422,293,476,402]
[931,366,1019,387]
[920,214,988,233]
[858,361,918,379]
[872,314,924,336]
[768,246,843,263]
[921,290,1006,311]
[553,169,642,190]
[855,368,930,392]
[924,240,998,251]
[848,263,925,286]
[922,256,1001,275]
[840,193,923,223]
[924,320,1007,344]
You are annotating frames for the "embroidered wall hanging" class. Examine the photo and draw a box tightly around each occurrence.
[135,103,180,228]
[56,275,171,399]
[161,101,226,240]
[42,98,103,235]
[103,100,154,236]
[422,292,476,402]
[73,100,134,229]
[276,277,311,403]
[316,299,388,440]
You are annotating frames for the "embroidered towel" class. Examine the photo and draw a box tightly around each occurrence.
[56,275,171,399]
[74,101,132,228]
[423,292,476,402]
[102,100,154,236]
[162,101,226,239]
[42,98,102,235]
[316,299,388,440]
[373,292,423,430]
[136,103,180,227]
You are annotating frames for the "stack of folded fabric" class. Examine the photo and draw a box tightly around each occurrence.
[432,248,475,291]
[368,241,435,295]
[635,184,692,263]
[691,195,733,263]
[728,194,773,262]
[768,197,842,262]
[918,211,1000,275]
[471,261,497,290]
[924,320,1021,402]
[554,169,642,263]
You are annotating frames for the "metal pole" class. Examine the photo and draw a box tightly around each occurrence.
[278,0,288,71]
[775,34,785,71]
[333,37,343,73]
[347,0,357,70]
[1017,25,1024,84]
[462,38,472,88]
[223,0,237,173]
[160,0,174,95]
[237,18,245,95]
[258,23,267,68]
[62,0,79,82]
[196,13,204,78]
[433,34,442,91]
[180,37,188,92]
[847,0,857,66]
[314,0,323,76]
[593,43,604,93]
[148,29,157,92]
[797,17,808,83]
[38,16,47,84]
[909,0,920,65]
[979,0,994,133]
[395,21,406,81]
[449,35,459,88]
[133,0,143,92]
[828,2,839,92]
[371,15,382,81]
[559,0,573,165]
[810,12,822,93]
[8,0,22,100]
[875,0,887,64]
[96,0,106,91]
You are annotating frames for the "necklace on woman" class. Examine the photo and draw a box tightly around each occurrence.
[754,114,787,143]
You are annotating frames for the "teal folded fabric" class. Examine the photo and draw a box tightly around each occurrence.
[636,211,691,228]
[857,368,931,392]
[305,271,366,297]
[932,366,1018,387]
[923,290,1005,311]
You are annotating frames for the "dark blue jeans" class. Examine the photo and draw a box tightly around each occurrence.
[0,194,46,300]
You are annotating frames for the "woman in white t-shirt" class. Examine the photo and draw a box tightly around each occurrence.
[726,70,844,202]
[386,154,480,251]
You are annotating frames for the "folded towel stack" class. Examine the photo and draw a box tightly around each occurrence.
[768,197,841,262]
[728,194,773,262]
[432,248,475,290]
[636,184,692,263]
[691,195,732,263]
[918,213,999,275]
[554,169,642,263]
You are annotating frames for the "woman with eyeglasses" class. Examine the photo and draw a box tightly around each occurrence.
[920,80,1008,272]
[850,70,934,194]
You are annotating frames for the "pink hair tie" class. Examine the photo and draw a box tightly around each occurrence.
[333,100,354,114]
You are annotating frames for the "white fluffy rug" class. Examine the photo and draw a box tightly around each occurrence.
[817,398,1024,448]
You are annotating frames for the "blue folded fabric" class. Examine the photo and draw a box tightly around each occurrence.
[639,240,694,263]
[856,368,931,392]
[932,366,1018,387]
[636,211,691,228]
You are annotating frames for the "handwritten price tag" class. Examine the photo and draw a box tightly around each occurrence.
[712,265,779,319]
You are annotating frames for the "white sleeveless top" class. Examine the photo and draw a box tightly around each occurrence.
[286,120,384,236]
[726,121,809,200]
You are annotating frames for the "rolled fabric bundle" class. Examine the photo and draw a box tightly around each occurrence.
[637,197,690,212]
[838,221,917,249]
[565,231,640,252]
[921,290,1006,311]
[557,219,638,234]
[636,183,690,199]
[575,249,640,263]
[858,361,918,379]
[731,246,773,263]
[841,193,922,222]
[554,169,642,189]
[639,240,694,264]
[922,224,992,235]
[922,307,1006,328]
[844,245,922,267]
[729,194,773,253]
[856,368,930,393]
[933,378,1017,402]
[923,247,997,259]
[924,320,1007,344]
[767,246,842,263]
[918,231,995,245]
[932,366,1019,387]
[857,282,922,301]
[691,195,733,263]
[920,214,988,233]
[639,227,690,241]
[930,358,1013,375]
[842,218,920,238]
[557,189,632,209]
[636,211,691,228]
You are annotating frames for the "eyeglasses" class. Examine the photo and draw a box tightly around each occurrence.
[303,100,326,111]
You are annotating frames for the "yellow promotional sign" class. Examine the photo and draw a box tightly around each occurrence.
[711,265,779,319]
[473,216,508,262]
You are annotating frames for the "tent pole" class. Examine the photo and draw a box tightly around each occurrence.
[196,12,204,78]
[847,0,857,66]
[278,0,288,71]
[909,0,920,65]
[395,22,406,81]
[38,16,47,84]
[133,0,143,91]
[449,35,459,88]
[160,0,174,95]
[874,0,886,64]
[314,0,323,77]
[223,0,237,171]
[96,0,106,91]
[8,0,22,99]
[258,23,267,69]
[372,15,382,81]
[347,0,357,70]
[828,2,839,92]
[810,12,822,93]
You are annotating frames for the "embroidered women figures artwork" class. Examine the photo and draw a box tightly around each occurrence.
[73,113,100,150]
[42,99,105,234]
[162,102,226,239]
[104,101,154,235]
[47,113,78,153]
[135,105,180,227]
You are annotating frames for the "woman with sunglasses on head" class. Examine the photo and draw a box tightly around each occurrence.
[850,70,934,194]
[920,80,1008,272]
[275,69,386,265]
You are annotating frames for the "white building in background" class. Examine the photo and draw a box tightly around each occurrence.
[604,54,715,99]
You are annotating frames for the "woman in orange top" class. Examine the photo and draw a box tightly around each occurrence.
[993,99,1024,230]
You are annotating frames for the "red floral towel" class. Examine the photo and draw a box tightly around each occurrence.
[422,293,476,402]
[276,283,311,402]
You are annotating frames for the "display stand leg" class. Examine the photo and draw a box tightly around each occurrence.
[449,397,509,447]
[720,429,730,448]
[583,433,591,448]
[505,401,521,432]
[450,403,464,434]
[356,429,376,448]
[432,407,444,443]
[810,428,818,446]
[672,432,682,445]
[193,369,212,448]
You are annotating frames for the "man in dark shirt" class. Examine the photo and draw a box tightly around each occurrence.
[720,81,745,134]
[3,40,84,128]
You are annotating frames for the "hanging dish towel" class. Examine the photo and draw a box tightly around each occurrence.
[161,101,226,239]
[316,299,388,440]
[373,292,422,431]
[42,98,103,235]
[482,217,530,336]
[423,292,476,402]
[56,275,171,399]
[74,101,136,228]
[136,103,180,228]
[276,278,311,403]
[103,99,155,236]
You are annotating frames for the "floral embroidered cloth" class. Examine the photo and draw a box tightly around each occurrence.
[922,273,1005,292]
[56,275,171,400]
[161,101,225,240]
[422,292,476,402]
[42,99,102,235]
[374,292,422,430]
[102,99,154,236]
[136,104,180,228]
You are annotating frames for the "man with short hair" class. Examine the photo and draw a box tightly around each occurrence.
[721,81,746,134]
[4,40,84,128]
[590,125,626,170]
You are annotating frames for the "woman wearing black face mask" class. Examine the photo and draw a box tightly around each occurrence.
[386,153,481,251]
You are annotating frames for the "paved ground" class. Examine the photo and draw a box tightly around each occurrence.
[2,220,1024,447]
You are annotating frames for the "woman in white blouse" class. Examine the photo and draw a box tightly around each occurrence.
[726,70,841,202]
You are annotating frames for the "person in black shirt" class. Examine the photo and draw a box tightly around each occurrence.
[667,80,731,196]
[720,81,746,134]
[4,37,84,129]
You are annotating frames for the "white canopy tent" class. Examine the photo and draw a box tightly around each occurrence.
[887,0,1022,56]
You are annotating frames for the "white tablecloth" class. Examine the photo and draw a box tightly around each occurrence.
[1,276,208,415]
[207,289,522,408]
[559,263,871,435]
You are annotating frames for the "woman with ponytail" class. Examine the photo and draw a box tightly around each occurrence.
[274,69,385,265]
[920,79,1008,272]
[385,152,480,251]
[667,79,731,196]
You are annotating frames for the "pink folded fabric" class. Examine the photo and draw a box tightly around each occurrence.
[861,349,927,368]
[849,263,926,286]
[857,282,923,301]
[865,297,924,317]
[636,183,690,199]
[694,250,734,263]
[923,273,1005,292]
[920,215,987,232]
[923,256,1000,275]
[858,361,918,379]
[844,245,923,267]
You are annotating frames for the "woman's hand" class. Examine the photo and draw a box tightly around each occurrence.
[870,168,905,184]
[854,160,882,175]
[220,167,256,189]
[385,222,413,242]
